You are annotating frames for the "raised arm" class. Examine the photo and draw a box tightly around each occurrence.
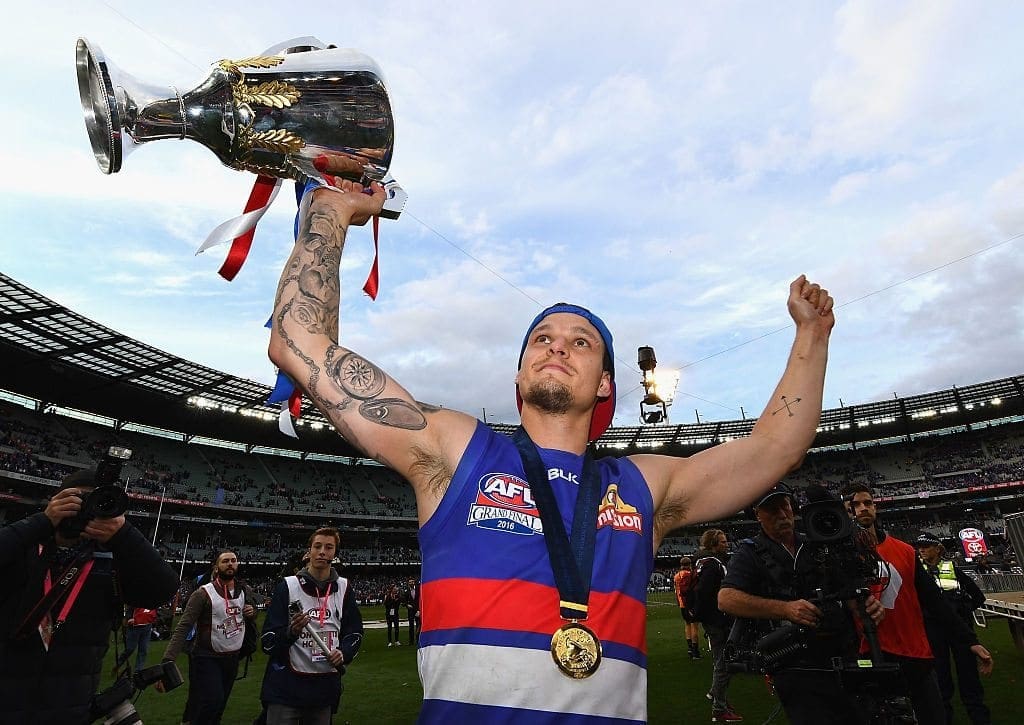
[267,182,476,521]
[633,275,834,546]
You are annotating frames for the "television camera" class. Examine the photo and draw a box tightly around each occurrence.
[724,485,915,723]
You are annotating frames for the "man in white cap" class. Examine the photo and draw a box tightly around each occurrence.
[269,180,836,723]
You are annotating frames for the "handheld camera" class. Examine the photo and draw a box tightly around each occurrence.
[60,446,132,537]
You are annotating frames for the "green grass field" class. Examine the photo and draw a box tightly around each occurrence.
[103,593,1023,724]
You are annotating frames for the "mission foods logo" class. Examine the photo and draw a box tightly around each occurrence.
[596,484,642,534]
[468,473,543,535]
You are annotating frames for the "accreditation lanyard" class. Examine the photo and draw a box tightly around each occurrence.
[512,427,602,621]
[38,546,95,650]
[317,584,331,626]
[213,579,236,616]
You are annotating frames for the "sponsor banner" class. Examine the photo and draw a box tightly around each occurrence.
[958,527,988,561]
[967,481,1022,492]
[128,492,206,507]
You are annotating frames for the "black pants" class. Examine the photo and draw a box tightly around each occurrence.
[773,669,868,725]
[189,654,239,725]
[933,632,990,725]
[385,610,400,643]
[885,654,945,725]
[406,608,418,645]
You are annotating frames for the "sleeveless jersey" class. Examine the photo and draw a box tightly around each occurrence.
[286,575,348,674]
[417,422,654,724]
[200,582,245,654]
[868,535,933,659]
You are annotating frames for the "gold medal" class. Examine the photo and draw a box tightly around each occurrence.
[550,621,602,679]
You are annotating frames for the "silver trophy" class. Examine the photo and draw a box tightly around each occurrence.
[76,37,405,218]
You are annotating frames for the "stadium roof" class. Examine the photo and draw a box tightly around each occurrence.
[2,272,1023,457]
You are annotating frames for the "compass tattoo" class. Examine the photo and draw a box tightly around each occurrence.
[328,349,386,399]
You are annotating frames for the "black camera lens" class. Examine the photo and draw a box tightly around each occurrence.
[87,485,129,519]
[814,511,842,538]
[801,500,853,543]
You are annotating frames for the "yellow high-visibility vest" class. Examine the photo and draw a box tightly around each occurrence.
[932,560,960,592]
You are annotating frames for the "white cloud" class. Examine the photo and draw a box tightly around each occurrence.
[2,2,1024,431]
[988,162,1024,236]
[809,0,959,157]
[827,160,917,204]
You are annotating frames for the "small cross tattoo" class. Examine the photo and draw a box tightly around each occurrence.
[771,396,802,417]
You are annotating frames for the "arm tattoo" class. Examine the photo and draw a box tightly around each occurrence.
[275,305,350,415]
[324,347,426,429]
[328,350,387,399]
[359,399,427,430]
[282,202,349,340]
[276,301,320,388]
[771,395,803,417]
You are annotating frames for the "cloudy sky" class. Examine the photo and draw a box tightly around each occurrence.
[2,1,1023,430]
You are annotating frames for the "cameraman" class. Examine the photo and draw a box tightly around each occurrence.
[915,533,991,725]
[0,469,178,724]
[718,484,884,725]
[259,527,362,724]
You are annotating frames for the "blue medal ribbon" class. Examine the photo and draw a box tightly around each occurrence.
[512,427,602,621]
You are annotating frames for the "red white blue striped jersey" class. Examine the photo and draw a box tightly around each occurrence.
[417,422,654,724]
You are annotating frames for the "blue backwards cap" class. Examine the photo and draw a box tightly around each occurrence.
[516,303,616,441]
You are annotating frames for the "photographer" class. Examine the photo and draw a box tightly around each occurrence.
[0,468,178,724]
[259,527,362,724]
[718,484,885,725]
[161,549,257,724]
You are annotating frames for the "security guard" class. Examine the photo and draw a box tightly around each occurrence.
[914,533,991,725]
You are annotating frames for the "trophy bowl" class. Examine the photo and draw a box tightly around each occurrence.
[75,38,397,197]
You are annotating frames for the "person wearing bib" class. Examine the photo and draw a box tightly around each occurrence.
[161,550,257,724]
[260,527,363,725]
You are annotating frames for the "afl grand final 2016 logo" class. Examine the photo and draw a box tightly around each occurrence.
[467,473,543,535]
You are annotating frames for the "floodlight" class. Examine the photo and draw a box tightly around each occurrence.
[639,345,669,425]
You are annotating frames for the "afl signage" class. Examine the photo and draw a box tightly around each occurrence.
[958,527,988,560]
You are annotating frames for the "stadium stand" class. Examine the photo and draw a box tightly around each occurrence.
[1,272,1022,603]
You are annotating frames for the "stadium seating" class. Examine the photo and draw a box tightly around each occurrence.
[2,399,1021,581]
